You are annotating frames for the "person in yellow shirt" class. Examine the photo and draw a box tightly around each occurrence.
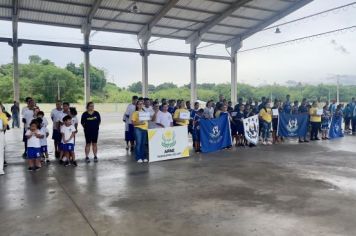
[173,102,189,126]
[309,101,322,140]
[0,105,9,175]
[259,101,272,145]
[131,101,148,163]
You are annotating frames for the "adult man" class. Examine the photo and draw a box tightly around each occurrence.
[10,101,20,128]
[22,98,36,157]
[51,100,63,158]
[283,94,292,114]
[298,98,309,143]
[123,96,138,151]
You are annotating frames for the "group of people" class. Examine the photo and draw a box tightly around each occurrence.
[123,94,354,162]
[0,97,101,174]
[0,93,354,174]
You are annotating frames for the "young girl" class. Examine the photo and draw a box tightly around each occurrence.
[37,117,50,163]
[321,105,331,140]
[259,101,273,145]
[25,120,44,171]
[61,115,77,167]
[193,109,204,153]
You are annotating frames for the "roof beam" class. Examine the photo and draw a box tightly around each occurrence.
[87,0,103,24]
[226,0,313,47]
[138,0,179,40]
[185,0,252,44]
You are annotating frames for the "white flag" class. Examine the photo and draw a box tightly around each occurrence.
[243,115,259,145]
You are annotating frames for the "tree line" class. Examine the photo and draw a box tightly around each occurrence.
[0,55,354,104]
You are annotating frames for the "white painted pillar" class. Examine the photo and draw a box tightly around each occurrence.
[190,44,197,104]
[11,0,20,102]
[141,41,149,97]
[230,41,242,105]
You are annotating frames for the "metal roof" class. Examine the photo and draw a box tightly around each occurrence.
[0,0,313,46]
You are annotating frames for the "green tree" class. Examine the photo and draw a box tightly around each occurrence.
[29,55,41,64]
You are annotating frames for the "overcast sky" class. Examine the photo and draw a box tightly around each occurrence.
[0,0,355,88]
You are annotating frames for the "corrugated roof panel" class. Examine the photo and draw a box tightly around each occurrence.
[220,16,259,28]
[158,17,204,30]
[100,0,162,14]
[166,8,213,22]
[233,7,274,20]
[176,0,227,12]
[0,6,11,18]
[0,0,11,5]
[19,11,83,26]
[96,8,152,24]
[201,33,232,42]
[249,0,290,11]
[151,26,192,37]
[209,25,246,36]
[20,0,90,16]
[93,19,142,32]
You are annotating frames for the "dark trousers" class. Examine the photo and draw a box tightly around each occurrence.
[310,122,321,139]
[352,117,356,133]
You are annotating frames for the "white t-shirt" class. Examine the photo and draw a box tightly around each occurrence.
[26,130,41,148]
[60,125,76,144]
[51,109,63,122]
[155,111,173,128]
[71,116,78,127]
[60,111,71,123]
[21,106,29,116]
[144,106,154,117]
[40,117,49,128]
[40,127,49,146]
[23,109,35,129]
[124,104,136,125]
[204,107,214,119]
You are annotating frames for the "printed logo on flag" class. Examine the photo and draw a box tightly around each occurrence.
[209,126,222,143]
[287,118,298,135]
[243,115,259,145]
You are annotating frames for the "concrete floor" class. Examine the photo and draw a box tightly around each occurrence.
[1,113,356,236]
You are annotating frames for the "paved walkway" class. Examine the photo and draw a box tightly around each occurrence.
[1,113,356,236]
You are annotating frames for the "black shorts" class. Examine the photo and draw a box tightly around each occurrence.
[84,130,99,144]
[272,118,278,131]
[52,129,61,142]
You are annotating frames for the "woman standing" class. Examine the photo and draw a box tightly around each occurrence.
[309,101,322,141]
[173,102,190,126]
[0,105,9,175]
[81,102,101,163]
[131,101,148,163]
[259,101,272,145]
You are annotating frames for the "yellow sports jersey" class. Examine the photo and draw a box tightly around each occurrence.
[309,107,322,122]
[173,109,189,126]
[131,111,148,130]
[0,113,8,130]
[259,108,272,123]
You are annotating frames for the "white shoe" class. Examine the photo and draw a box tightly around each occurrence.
[267,141,273,145]
[143,159,148,163]
[0,171,4,175]
[262,141,267,145]
[137,159,143,163]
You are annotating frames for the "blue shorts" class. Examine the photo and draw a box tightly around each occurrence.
[62,143,75,152]
[27,147,41,159]
[52,129,61,142]
[41,145,48,153]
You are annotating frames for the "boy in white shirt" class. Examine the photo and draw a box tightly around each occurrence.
[25,120,44,171]
[156,103,173,128]
[37,117,50,164]
[61,115,77,167]
[51,100,63,158]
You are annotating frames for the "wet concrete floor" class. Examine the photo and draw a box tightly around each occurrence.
[1,113,356,236]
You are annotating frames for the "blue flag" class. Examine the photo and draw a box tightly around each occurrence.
[200,113,232,153]
[278,113,309,137]
[329,115,344,139]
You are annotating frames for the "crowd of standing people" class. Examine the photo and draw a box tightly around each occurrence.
[0,93,355,174]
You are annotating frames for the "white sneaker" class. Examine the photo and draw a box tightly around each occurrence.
[262,141,267,145]
[267,141,273,145]
[137,159,143,163]
[143,159,148,163]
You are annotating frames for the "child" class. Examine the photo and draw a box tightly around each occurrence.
[234,104,245,147]
[259,101,273,145]
[36,111,48,128]
[37,117,50,163]
[60,115,77,167]
[25,120,44,171]
[321,105,330,140]
[193,109,204,153]
[70,107,79,131]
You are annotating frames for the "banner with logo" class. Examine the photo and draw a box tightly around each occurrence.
[148,126,190,163]
[243,115,259,144]
[329,115,344,139]
[199,113,232,153]
[278,113,309,137]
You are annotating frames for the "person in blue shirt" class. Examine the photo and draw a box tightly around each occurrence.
[344,103,352,133]
[291,100,299,115]
[193,109,204,153]
[282,94,292,114]
[349,97,356,134]
[329,100,337,115]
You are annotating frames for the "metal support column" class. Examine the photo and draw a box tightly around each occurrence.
[81,27,92,104]
[190,44,197,104]
[11,0,20,102]
[141,41,149,97]
[230,41,242,105]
